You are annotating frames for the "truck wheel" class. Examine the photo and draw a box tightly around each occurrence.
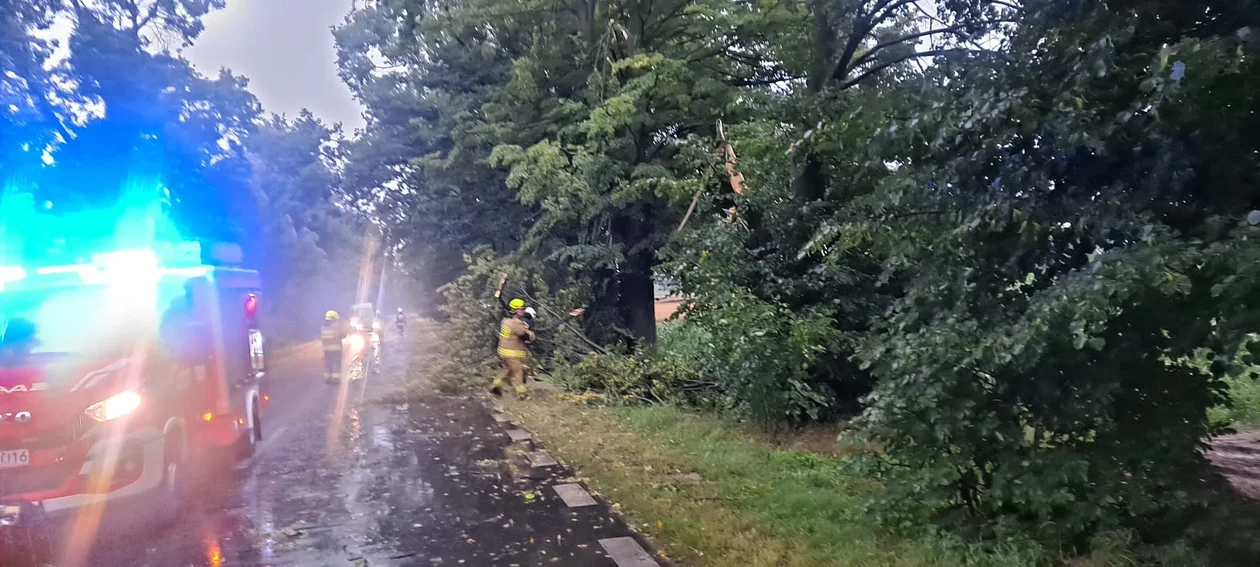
[238,403,261,460]
[154,432,187,527]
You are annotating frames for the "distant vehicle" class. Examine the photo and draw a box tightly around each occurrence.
[0,241,269,534]
[349,302,376,334]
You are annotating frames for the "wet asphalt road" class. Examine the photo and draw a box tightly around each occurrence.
[11,334,654,566]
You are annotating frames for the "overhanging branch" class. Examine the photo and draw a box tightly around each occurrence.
[830,0,919,85]
[849,25,972,69]
[839,48,972,89]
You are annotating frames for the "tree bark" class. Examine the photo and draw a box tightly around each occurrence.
[620,251,658,346]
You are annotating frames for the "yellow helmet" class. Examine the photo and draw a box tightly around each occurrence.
[509,298,526,310]
[325,310,340,321]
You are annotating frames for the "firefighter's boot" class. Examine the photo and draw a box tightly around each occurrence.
[489,378,505,396]
[515,385,527,401]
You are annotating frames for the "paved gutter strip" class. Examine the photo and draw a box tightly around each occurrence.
[553,483,598,508]
[599,537,660,567]
[527,450,559,467]
[489,412,663,567]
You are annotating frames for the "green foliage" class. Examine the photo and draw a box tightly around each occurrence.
[674,292,841,432]
[551,353,701,406]
[343,0,1260,559]
[1188,335,1260,430]
[814,0,1260,553]
[655,321,709,360]
[435,247,592,390]
[1210,378,1260,431]
[334,0,531,302]
[0,0,58,163]
[1,0,361,346]
[246,112,363,344]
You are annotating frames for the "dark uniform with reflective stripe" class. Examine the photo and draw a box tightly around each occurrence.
[321,321,344,382]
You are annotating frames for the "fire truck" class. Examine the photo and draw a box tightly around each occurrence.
[349,302,376,334]
[0,240,268,532]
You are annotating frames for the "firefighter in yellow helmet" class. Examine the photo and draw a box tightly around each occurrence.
[491,298,535,399]
[321,310,345,383]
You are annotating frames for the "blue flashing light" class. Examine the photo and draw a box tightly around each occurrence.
[35,264,99,284]
[92,249,160,274]
[14,244,213,289]
[0,266,26,285]
[163,266,210,278]
[35,265,87,275]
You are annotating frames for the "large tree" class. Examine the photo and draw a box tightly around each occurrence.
[335,0,531,303]
[247,111,363,341]
[798,0,1260,551]
[0,0,60,168]
[38,0,257,243]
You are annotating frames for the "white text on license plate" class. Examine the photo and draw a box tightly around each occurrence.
[0,449,30,469]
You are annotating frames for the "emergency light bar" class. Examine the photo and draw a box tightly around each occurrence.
[0,266,25,284]
[0,241,245,290]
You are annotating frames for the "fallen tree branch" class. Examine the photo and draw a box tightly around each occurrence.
[513,287,607,355]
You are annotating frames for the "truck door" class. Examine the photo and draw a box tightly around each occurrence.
[158,277,215,424]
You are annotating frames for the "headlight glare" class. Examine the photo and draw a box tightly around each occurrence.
[85,391,142,422]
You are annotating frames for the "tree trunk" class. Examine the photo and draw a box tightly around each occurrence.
[610,206,659,347]
[619,252,658,346]
[796,0,838,203]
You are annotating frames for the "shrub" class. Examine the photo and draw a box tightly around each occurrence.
[1192,335,1260,431]
[661,291,840,433]
[1213,378,1260,431]
[434,247,592,392]
[551,352,703,405]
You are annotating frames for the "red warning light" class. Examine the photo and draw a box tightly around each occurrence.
[245,294,258,315]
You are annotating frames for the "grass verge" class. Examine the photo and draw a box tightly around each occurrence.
[1211,377,1260,431]
[501,392,1045,567]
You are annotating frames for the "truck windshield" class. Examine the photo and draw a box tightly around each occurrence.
[0,281,183,368]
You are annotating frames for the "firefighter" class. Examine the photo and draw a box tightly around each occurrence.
[395,307,406,337]
[321,310,344,383]
[491,298,535,399]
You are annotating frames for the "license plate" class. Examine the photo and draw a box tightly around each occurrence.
[0,449,30,469]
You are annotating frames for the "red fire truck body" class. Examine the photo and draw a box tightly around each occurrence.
[0,242,268,530]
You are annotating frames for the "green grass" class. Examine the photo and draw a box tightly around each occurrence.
[1210,377,1260,430]
[506,396,1048,566]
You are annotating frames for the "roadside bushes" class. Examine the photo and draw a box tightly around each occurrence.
[1213,377,1260,431]
[435,247,593,390]
[420,0,1260,560]
[551,352,704,405]
[1192,335,1260,431]
[673,291,840,432]
[556,291,840,433]
[823,5,1260,554]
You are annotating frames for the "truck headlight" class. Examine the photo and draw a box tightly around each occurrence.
[85,391,142,422]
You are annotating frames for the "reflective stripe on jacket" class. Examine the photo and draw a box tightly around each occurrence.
[497,317,533,357]
[498,347,528,359]
[320,323,343,352]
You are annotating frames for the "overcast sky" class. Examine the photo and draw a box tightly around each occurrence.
[184,0,364,130]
